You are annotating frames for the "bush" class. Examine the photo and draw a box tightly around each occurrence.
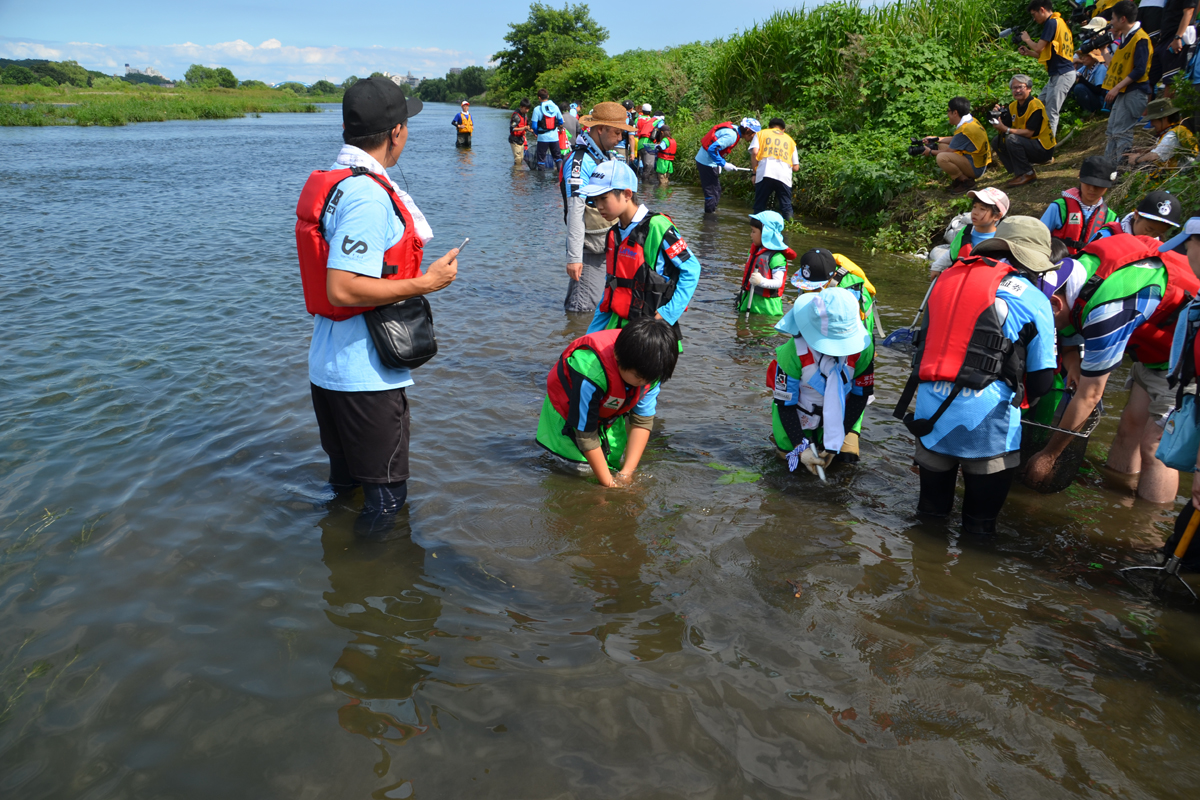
[38,76,57,87]
[213,67,238,89]
[310,80,339,95]
[1,65,37,85]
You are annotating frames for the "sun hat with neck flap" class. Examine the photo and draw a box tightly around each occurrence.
[578,101,637,132]
[343,76,423,137]
[775,287,871,357]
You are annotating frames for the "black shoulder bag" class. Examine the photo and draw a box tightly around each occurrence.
[364,297,438,370]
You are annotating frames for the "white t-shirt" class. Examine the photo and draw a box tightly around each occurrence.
[749,131,800,185]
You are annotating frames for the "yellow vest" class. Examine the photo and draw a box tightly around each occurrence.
[1103,27,1153,91]
[755,129,797,164]
[1159,124,1199,168]
[1038,13,1074,68]
[1093,0,1121,16]
[954,117,991,170]
[455,112,473,133]
[1009,97,1056,151]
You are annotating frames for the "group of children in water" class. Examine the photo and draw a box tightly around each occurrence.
[535,159,878,485]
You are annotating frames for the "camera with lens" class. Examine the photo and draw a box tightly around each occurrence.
[907,136,938,156]
[988,107,1004,124]
[1079,30,1115,53]
[997,26,1020,40]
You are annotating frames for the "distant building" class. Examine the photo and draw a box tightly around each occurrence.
[449,67,463,75]
[125,63,165,79]
[404,71,421,88]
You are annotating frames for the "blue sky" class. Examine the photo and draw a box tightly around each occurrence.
[0,1,796,84]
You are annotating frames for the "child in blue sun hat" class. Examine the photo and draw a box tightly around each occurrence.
[737,211,796,315]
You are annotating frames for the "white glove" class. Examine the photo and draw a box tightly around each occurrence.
[800,447,834,479]
[722,163,739,172]
[748,272,767,287]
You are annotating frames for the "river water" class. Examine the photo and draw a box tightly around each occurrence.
[2,102,1199,799]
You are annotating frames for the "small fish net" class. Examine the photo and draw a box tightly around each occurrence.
[1019,393,1103,494]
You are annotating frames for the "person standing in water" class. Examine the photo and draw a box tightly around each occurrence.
[295,77,459,538]
[451,100,473,148]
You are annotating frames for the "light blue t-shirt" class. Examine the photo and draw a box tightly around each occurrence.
[969,229,996,248]
[308,165,414,392]
[531,101,564,143]
[694,127,740,167]
[914,271,1057,459]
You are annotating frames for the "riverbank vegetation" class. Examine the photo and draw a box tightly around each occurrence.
[489,0,1200,252]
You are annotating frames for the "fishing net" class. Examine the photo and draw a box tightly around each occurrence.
[1019,391,1103,494]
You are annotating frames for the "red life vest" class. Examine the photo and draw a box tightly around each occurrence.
[558,126,568,151]
[893,255,1033,434]
[658,138,676,161]
[600,213,684,320]
[535,102,559,134]
[1052,188,1113,255]
[1077,234,1200,366]
[546,329,647,423]
[295,167,424,322]
[700,122,739,158]
[741,245,797,298]
[511,111,528,146]
[636,116,655,138]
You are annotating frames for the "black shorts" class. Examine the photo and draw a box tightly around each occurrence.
[310,383,410,484]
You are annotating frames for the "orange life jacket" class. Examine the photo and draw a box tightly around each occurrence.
[295,168,423,321]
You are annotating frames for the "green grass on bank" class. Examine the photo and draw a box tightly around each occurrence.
[0,84,337,127]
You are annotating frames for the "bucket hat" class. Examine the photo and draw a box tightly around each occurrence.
[971,215,1055,273]
[749,211,787,251]
[577,159,638,197]
[1144,98,1180,120]
[775,288,871,357]
[343,77,423,137]
[579,102,637,132]
[1137,190,1182,227]
[791,248,838,291]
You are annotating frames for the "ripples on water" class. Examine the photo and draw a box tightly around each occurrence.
[2,104,1199,798]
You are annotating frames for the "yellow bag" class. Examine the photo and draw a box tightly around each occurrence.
[832,254,877,297]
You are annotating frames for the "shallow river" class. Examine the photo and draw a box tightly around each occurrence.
[2,102,1200,799]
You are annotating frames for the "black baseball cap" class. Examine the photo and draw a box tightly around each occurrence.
[343,77,423,137]
[1079,155,1117,188]
[792,248,837,291]
[1136,190,1182,227]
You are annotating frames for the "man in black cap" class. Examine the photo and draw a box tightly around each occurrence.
[296,76,460,538]
[1039,155,1119,255]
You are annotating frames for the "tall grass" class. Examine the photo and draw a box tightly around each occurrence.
[0,85,328,127]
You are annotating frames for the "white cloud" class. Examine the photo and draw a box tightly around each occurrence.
[0,36,478,84]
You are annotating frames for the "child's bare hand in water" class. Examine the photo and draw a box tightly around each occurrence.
[612,471,634,487]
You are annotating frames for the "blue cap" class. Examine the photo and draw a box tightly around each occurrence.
[749,211,787,251]
[1160,216,1200,254]
[578,159,639,197]
[775,288,870,357]
[739,117,762,133]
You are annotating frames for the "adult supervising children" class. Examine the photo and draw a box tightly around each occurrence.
[894,217,1058,534]
[531,89,565,170]
[1102,1,1153,163]
[295,77,459,538]
[749,118,800,220]
[561,102,634,313]
[451,100,473,148]
[578,161,701,338]
[916,97,990,195]
[1017,0,1076,136]
[989,74,1056,188]
[509,98,532,165]
[695,117,761,213]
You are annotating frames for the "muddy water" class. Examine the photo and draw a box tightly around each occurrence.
[2,102,1199,799]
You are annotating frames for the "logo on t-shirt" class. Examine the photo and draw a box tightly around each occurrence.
[341,236,368,256]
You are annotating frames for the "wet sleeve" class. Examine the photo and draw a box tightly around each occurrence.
[629,413,655,431]
[655,225,701,324]
[324,181,397,279]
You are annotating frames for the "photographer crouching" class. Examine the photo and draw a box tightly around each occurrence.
[989,74,1056,188]
[911,96,992,195]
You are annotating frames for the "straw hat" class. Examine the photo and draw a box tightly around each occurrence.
[578,101,636,132]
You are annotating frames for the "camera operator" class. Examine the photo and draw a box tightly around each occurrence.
[1017,0,1076,136]
[1070,47,1110,114]
[1102,0,1153,163]
[990,74,1057,187]
[916,96,991,195]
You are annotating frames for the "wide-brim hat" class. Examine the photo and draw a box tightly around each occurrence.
[775,288,870,357]
[578,101,636,132]
[971,215,1055,273]
[749,211,787,251]
[1145,98,1181,120]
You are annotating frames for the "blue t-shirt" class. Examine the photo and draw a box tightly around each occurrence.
[695,127,740,167]
[309,166,415,392]
[587,206,702,331]
[531,101,564,143]
[574,381,659,430]
[970,229,997,248]
[915,271,1057,459]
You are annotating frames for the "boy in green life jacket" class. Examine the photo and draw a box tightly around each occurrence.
[737,211,795,315]
[536,318,680,487]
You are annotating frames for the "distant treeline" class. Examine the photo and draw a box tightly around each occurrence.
[412,66,493,104]
[1,59,111,88]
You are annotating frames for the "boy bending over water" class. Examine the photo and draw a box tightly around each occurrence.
[536,318,679,487]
